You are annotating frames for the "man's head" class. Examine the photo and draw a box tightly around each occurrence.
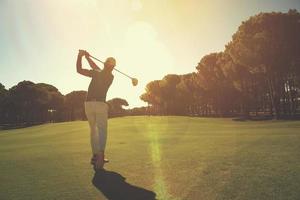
[104,57,116,71]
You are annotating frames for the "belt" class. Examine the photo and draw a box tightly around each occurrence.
[86,98,105,102]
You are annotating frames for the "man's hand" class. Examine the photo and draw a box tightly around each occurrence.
[78,49,86,57]
[77,49,93,77]
[84,51,101,70]
[84,51,90,58]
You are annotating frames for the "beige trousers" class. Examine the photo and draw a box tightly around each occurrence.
[84,101,108,154]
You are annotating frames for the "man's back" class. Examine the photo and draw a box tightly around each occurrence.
[86,69,114,102]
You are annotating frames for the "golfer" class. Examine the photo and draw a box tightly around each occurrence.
[76,50,115,170]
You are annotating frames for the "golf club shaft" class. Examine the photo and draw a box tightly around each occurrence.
[89,55,133,80]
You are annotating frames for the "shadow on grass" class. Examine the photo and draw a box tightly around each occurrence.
[92,169,156,200]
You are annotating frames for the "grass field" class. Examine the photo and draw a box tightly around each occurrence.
[0,116,300,200]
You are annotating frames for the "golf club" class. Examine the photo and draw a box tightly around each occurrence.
[86,52,138,86]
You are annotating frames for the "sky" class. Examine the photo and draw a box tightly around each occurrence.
[0,0,299,108]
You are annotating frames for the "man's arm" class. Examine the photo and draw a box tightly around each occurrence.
[85,52,101,70]
[76,50,92,77]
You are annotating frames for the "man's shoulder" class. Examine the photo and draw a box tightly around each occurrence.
[101,70,113,78]
[89,69,101,76]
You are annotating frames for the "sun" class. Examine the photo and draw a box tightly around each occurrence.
[131,0,143,11]
[108,21,174,107]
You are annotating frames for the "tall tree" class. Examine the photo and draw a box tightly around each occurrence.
[64,91,87,121]
[0,83,8,123]
[107,98,129,117]
[196,53,239,116]
[2,81,50,124]
[36,83,64,122]
[159,74,181,114]
[140,80,163,114]
[226,9,300,118]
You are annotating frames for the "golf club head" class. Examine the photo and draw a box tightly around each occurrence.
[132,78,138,86]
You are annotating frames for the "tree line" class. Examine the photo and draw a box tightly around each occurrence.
[140,10,300,119]
[0,81,129,127]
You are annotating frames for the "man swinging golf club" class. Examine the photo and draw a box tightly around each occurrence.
[76,50,115,170]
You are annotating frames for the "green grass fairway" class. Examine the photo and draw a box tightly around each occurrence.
[0,116,300,200]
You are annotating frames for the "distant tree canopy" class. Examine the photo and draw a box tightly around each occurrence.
[0,83,8,120]
[64,91,87,121]
[140,10,300,118]
[0,81,65,124]
[107,98,129,117]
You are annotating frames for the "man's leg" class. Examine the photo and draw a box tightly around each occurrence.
[94,102,108,169]
[84,102,100,155]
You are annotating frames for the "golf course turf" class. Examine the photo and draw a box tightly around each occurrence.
[0,116,299,200]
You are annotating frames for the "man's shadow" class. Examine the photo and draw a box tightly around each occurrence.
[92,169,156,200]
